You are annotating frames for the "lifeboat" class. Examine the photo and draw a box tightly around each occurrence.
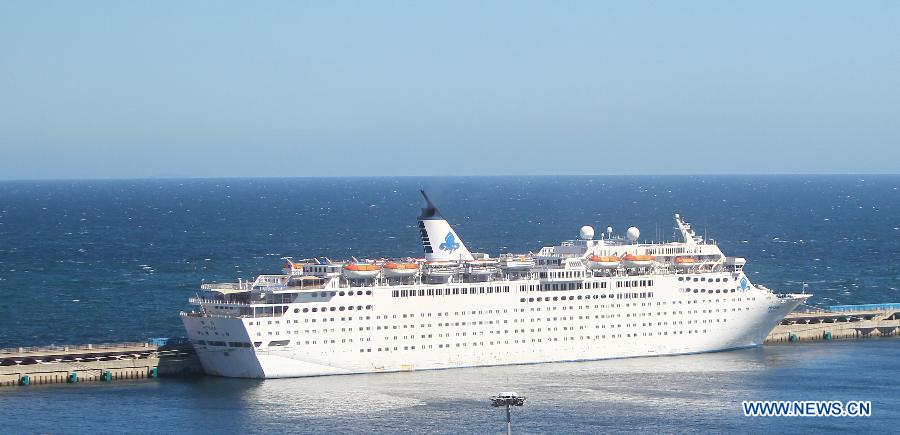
[343,263,381,279]
[674,256,697,268]
[383,261,419,277]
[623,254,654,268]
[500,256,535,270]
[464,259,499,276]
[424,261,457,276]
[587,255,621,269]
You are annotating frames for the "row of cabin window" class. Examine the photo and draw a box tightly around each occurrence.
[278,312,730,346]
[520,292,654,303]
[538,270,587,279]
[355,328,720,353]
[616,280,654,288]
[392,286,511,298]
[538,282,608,291]
[295,305,373,313]
[684,288,737,294]
[229,317,730,349]
[678,276,729,283]
[310,290,373,297]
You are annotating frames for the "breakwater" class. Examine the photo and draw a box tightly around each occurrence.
[0,339,201,387]
[766,303,900,343]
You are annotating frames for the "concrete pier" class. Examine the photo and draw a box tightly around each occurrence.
[766,306,900,343]
[0,340,201,387]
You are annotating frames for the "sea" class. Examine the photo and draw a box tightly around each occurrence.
[1,175,898,433]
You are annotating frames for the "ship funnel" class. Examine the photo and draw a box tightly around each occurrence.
[417,190,474,262]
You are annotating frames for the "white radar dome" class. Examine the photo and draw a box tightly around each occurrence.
[579,226,595,240]
[626,226,640,242]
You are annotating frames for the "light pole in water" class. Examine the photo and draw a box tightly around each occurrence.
[490,391,526,435]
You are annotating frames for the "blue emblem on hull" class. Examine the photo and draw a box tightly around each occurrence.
[439,231,460,253]
[738,277,749,292]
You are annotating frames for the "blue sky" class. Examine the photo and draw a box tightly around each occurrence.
[1,1,898,179]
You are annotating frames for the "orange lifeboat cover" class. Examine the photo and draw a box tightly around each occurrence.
[623,254,654,261]
[589,255,620,262]
[345,263,380,271]
[384,262,417,270]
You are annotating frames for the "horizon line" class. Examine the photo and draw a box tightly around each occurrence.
[1,172,899,183]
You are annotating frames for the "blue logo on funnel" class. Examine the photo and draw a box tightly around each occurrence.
[439,231,460,253]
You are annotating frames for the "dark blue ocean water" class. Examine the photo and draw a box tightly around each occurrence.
[1,176,899,433]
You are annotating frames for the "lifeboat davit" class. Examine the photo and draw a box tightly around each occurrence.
[587,255,621,269]
[383,261,419,277]
[623,254,654,268]
[674,256,697,268]
[343,263,381,279]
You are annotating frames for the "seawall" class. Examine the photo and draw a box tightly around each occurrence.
[0,341,202,387]
[766,306,900,343]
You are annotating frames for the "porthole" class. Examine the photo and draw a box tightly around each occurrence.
[303,308,309,313]
[339,291,345,296]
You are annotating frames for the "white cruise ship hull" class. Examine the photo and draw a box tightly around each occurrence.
[181,274,808,379]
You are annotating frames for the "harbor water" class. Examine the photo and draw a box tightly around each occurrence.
[2,341,899,433]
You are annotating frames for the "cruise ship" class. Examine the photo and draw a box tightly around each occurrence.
[180,192,810,378]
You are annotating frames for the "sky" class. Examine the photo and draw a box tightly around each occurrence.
[1,1,898,179]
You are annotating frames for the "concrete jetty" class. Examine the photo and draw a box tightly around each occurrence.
[766,303,900,343]
[0,339,201,387]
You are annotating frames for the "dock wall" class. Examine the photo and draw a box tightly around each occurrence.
[0,342,201,387]
[766,309,900,343]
